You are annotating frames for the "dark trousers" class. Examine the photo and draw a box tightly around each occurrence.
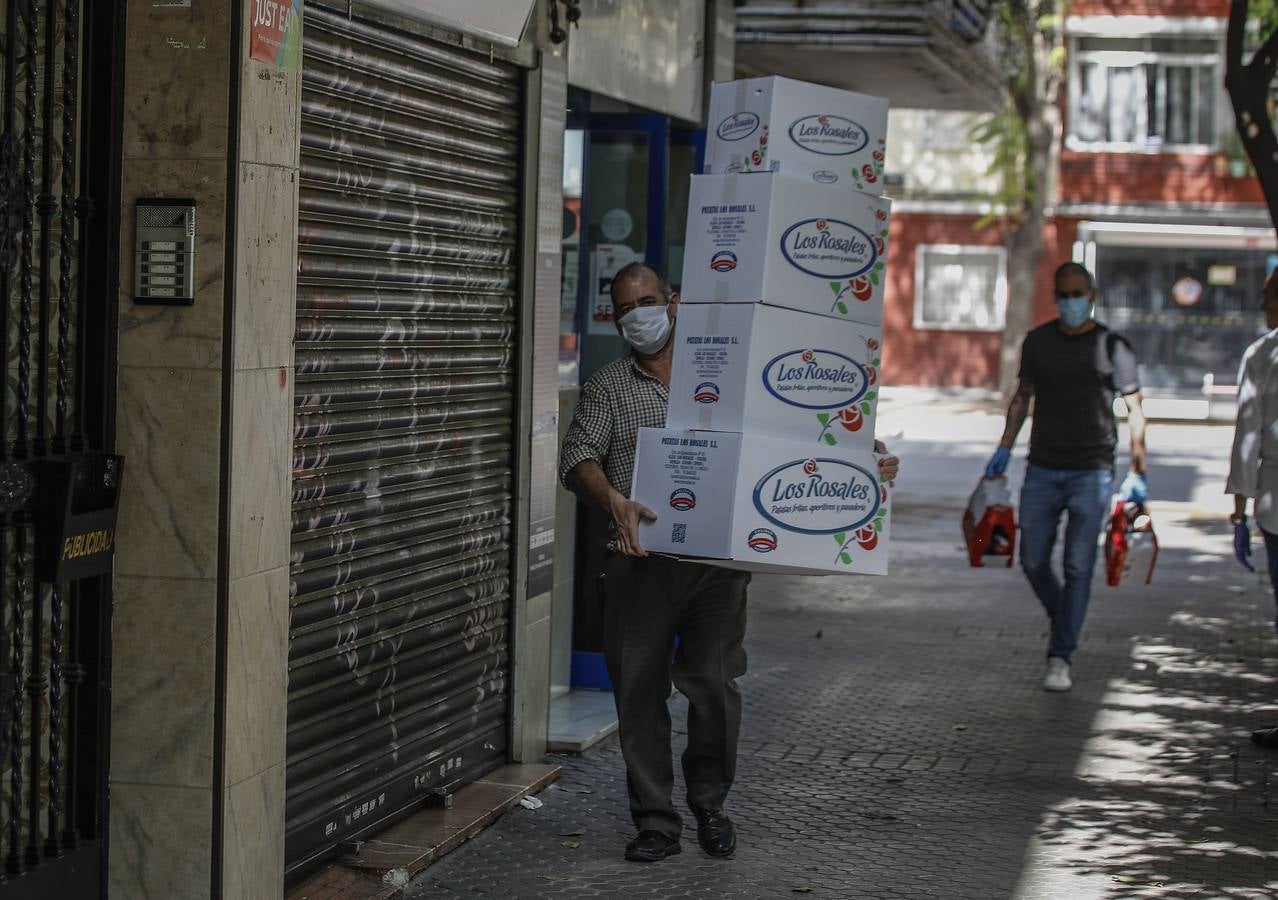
[1261,527,1278,629]
[602,554,750,839]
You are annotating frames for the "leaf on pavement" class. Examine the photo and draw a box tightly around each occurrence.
[559,786,594,794]
[558,828,586,836]
[541,874,568,881]
[561,840,580,849]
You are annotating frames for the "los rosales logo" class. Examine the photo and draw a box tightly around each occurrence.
[669,488,697,511]
[787,114,869,155]
[716,111,761,142]
[780,218,876,280]
[761,348,869,410]
[747,527,778,552]
[752,457,881,535]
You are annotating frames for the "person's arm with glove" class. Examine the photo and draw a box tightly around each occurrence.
[1119,391,1148,503]
[1227,346,1261,572]
[1232,494,1254,572]
[986,379,1033,478]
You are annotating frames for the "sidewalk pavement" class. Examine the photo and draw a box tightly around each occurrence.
[407,397,1277,899]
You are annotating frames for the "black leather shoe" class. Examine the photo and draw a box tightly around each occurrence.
[690,806,736,858]
[624,830,682,862]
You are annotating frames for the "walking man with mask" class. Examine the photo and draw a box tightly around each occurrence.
[559,261,901,860]
[985,261,1147,692]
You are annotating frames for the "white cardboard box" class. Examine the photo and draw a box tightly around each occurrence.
[705,77,889,195]
[680,172,892,326]
[668,303,882,450]
[631,428,891,576]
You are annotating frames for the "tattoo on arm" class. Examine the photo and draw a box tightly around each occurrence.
[999,382,1032,448]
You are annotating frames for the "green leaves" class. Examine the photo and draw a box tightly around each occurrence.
[865,390,877,402]
[869,272,880,286]
[829,281,842,296]
[816,412,830,426]
[836,301,848,315]
[839,552,852,565]
[872,356,881,367]
[873,261,884,271]
[833,532,847,545]
[823,433,837,446]
[860,401,871,414]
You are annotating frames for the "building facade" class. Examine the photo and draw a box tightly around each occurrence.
[882,0,1272,408]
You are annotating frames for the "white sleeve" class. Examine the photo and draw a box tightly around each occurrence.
[1227,343,1264,498]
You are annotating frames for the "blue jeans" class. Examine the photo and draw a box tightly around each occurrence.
[1019,463,1114,663]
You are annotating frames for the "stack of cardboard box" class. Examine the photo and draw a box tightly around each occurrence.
[631,76,894,575]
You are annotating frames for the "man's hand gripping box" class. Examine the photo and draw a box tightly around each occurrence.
[631,428,891,575]
[705,76,889,195]
[680,172,892,327]
[668,303,882,450]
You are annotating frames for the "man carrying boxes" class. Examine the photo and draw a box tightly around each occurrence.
[559,75,900,864]
[561,261,900,862]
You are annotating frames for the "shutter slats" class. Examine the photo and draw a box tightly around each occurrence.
[296,286,514,315]
[296,252,515,290]
[292,454,510,506]
[300,161,516,213]
[293,424,510,472]
[287,2,520,872]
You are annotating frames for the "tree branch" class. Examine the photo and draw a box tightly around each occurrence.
[1227,0,1278,230]
[1227,0,1247,83]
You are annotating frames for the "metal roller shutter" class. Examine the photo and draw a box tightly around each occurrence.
[287,2,522,871]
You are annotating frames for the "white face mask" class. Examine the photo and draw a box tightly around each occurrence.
[617,305,672,355]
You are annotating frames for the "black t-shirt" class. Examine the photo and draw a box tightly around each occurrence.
[1018,321,1140,470]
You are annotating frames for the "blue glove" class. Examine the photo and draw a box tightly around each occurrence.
[1120,472,1147,504]
[1235,520,1255,572]
[985,447,1010,478]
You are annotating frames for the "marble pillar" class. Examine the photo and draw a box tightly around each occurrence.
[109,2,298,897]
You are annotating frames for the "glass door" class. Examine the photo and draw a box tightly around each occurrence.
[574,113,670,383]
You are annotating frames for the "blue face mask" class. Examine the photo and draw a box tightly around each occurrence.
[1056,295,1093,328]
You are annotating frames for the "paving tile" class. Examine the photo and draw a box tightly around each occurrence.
[400,502,1278,899]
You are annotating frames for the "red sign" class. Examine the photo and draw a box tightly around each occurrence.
[249,0,299,69]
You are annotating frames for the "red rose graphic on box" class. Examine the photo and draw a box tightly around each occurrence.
[831,474,891,566]
[852,139,887,191]
[812,335,881,446]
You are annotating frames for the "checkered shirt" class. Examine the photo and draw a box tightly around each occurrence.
[559,354,669,497]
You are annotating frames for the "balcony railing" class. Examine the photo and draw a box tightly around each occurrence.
[734,0,1003,111]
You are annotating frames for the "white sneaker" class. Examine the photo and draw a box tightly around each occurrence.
[1042,659,1073,690]
[1043,657,1072,692]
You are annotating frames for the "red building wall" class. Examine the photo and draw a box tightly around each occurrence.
[1058,152,1263,206]
[882,0,1264,389]
[1071,0,1226,14]
[883,213,1077,388]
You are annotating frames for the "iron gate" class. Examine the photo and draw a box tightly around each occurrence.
[286,2,522,872]
[0,2,121,899]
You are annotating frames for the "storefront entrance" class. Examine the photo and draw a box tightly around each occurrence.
[1080,222,1275,403]
[552,89,703,703]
